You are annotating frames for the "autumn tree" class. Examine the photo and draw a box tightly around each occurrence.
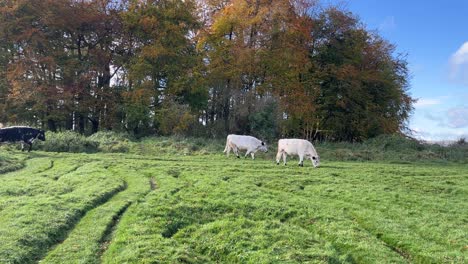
[309,8,413,141]
[0,1,413,141]
[121,0,203,135]
[0,0,127,132]
[197,0,316,138]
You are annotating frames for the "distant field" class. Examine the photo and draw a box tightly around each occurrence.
[0,148,467,263]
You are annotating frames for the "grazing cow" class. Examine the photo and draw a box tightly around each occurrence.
[0,126,46,152]
[276,139,320,167]
[223,134,268,159]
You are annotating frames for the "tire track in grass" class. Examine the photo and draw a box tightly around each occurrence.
[214,161,409,263]
[41,159,156,264]
[97,170,158,258]
[99,160,359,263]
[317,165,467,263]
[97,162,162,246]
[34,158,83,181]
[97,201,133,257]
[36,160,54,174]
[0,156,127,264]
[0,157,53,179]
[52,164,80,181]
[0,180,126,264]
[383,243,411,262]
[34,181,127,264]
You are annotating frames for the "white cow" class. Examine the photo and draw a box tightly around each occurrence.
[223,134,268,159]
[276,139,320,167]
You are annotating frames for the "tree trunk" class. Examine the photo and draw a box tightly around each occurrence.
[47,118,57,132]
[78,114,85,134]
[89,117,99,134]
[223,79,231,135]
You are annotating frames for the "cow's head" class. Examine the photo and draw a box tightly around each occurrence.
[38,130,46,141]
[312,156,320,168]
[259,141,268,153]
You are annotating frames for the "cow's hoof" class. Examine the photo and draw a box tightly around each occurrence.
[299,164,303,167]
[276,162,279,165]
[237,156,240,159]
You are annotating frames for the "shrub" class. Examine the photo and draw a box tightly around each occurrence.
[365,134,424,151]
[155,101,197,136]
[454,137,466,146]
[37,131,99,153]
[88,131,132,153]
[249,100,279,142]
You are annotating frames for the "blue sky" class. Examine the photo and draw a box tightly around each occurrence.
[326,0,468,141]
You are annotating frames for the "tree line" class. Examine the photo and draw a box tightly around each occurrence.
[0,0,413,141]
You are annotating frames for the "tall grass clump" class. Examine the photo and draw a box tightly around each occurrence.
[315,134,468,163]
[37,131,99,153]
[88,131,132,153]
[0,153,24,173]
[133,136,224,155]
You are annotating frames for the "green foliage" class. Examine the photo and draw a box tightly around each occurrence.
[310,9,413,141]
[88,131,133,153]
[155,100,198,136]
[36,131,135,153]
[248,100,279,141]
[454,137,467,146]
[316,135,468,163]
[37,131,99,153]
[133,136,224,156]
[29,132,468,163]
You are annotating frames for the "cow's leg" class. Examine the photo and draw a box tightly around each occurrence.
[225,145,231,157]
[21,142,25,151]
[27,142,32,152]
[276,150,282,165]
[223,139,229,154]
[233,147,240,158]
[244,149,251,159]
[298,154,304,167]
[250,152,255,160]
[282,153,287,165]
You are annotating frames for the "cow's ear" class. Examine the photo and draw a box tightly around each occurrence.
[261,142,265,146]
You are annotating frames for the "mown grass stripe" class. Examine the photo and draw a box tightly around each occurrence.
[98,201,132,258]
[40,157,154,264]
[0,157,127,264]
[1,147,467,263]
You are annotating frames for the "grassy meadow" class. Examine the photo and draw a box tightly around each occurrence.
[0,135,467,263]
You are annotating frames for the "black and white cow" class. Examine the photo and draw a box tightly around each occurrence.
[0,126,46,152]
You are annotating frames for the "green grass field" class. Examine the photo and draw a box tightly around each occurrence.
[0,139,467,263]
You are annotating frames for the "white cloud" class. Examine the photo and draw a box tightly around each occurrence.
[411,128,467,142]
[447,106,468,128]
[449,41,468,84]
[450,42,468,65]
[409,101,468,141]
[414,98,441,108]
[379,16,396,32]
